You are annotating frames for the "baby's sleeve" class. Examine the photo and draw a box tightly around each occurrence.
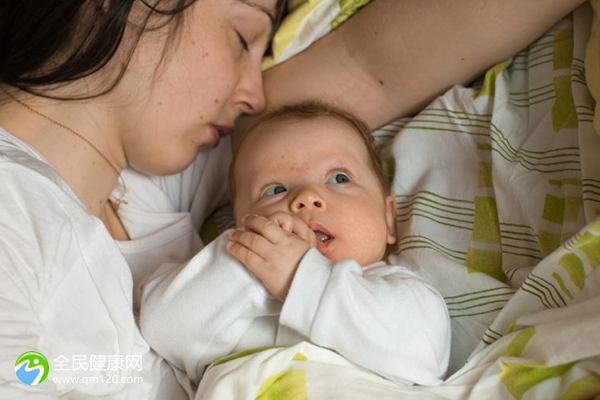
[140,233,282,385]
[279,249,451,386]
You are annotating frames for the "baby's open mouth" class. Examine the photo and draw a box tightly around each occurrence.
[314,230,332,244]
[308,223,333,256]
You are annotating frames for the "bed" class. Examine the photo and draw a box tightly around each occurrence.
[197,1,600,398]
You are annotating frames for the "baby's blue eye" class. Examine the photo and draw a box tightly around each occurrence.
[327,172,351,184]
[263,185,286,197]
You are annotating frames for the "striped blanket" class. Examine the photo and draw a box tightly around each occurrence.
[197,2,600,399]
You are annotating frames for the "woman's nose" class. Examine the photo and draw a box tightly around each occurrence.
[235,59,266,115]
[291,189,326,213]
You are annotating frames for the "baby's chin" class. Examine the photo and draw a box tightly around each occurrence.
[323,248,386,268]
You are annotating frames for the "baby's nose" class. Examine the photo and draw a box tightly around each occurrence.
[291,189,325,212]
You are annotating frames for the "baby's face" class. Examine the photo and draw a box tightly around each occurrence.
[233,116,396,266]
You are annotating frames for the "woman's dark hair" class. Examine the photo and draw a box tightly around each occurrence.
[0,0,287,99]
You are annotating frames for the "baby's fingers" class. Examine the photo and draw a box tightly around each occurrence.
[269,212,317,248]
[228,229,271,257]
[240,214,287,244]
[295,223,317,248]
[226,240,265,272]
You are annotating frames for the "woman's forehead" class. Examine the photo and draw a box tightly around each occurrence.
[238,0,278,18]
[237,0,279,32]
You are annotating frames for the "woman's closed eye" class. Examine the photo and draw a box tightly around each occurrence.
[326,172,351,184]
[262,184,286,197]
[236,31,249,51]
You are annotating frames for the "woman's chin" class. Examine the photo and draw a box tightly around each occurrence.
[132,154,196,176]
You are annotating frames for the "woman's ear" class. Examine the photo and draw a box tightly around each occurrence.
[385,194,396,244]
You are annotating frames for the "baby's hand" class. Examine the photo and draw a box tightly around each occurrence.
[266,211,318,248]
[269,211,327,255]
[226,214,316,301]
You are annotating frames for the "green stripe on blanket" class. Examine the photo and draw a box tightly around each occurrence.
[500,360,575,400]
[555,374,600,400]
[256,368,308,400]
[331,0,373,29]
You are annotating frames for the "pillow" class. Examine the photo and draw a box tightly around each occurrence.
[585,0,600,135]
[262,0,374,70]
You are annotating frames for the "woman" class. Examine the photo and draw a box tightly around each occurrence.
[0,1,285,398]
[0,0,586,398]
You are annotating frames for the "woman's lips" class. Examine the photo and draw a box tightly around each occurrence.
[214,125,234,136]
[209,125,234,147]
[209,125,220,147]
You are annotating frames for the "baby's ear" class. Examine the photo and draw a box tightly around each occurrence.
[385,194,396,244]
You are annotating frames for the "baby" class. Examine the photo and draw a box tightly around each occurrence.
[141,102,450,387]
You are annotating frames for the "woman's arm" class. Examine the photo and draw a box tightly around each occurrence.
[0,260,59,399]
[261,0,587,129]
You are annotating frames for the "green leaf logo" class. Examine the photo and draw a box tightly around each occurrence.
[15,351,49,385]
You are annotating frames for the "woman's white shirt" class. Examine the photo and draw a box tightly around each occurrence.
[0,126,231,399]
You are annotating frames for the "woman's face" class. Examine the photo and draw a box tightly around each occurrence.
[112,0,277,176]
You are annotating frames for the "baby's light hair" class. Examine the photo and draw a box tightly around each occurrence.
[229,101,390,204]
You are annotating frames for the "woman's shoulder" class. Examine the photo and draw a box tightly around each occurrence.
[0,128,84,211]
[0,134,131,303]
[0,131,97,278]
[0,149,85,221]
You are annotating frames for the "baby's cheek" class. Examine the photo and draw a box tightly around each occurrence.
[347,213,390,266]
